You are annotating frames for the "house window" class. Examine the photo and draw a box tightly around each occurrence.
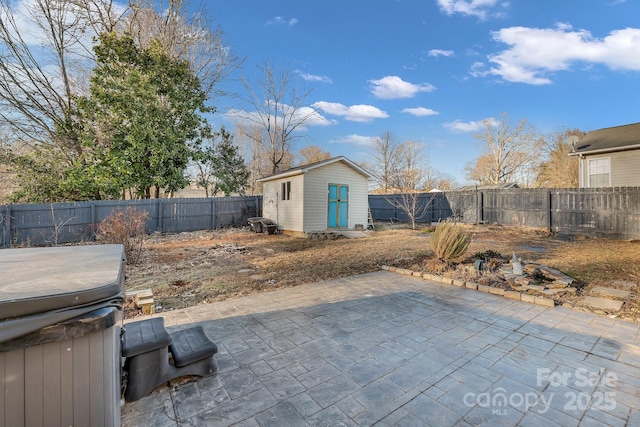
[281,181,291,200]
[588,158,611,187]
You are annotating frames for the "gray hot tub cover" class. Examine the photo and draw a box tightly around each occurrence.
[0,244,125,343]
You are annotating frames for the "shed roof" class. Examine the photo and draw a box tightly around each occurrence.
[457,182,520,191]
[569,122,640,156]
[256,156,373,182]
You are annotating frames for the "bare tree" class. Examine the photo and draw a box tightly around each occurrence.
[368,131,403,193]
[123,0,241,98]
[237,62,317,175]
[298,145,331,165]
[423,166,458,191]
[537,128,583,188]
[0,0,114,146]
[385,141,435,229]
[465,113,543,187]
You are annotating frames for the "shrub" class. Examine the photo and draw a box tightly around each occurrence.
[431,220,471,260]
[96,207,148,264]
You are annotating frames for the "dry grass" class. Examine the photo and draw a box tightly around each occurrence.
[125,223,640,321]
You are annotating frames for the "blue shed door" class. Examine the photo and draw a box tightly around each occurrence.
[328,184,348,228]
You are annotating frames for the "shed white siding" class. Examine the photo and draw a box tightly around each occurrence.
[303,162,369,232]
[261,174,305,232]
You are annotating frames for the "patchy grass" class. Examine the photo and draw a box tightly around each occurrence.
[125,223,640,321]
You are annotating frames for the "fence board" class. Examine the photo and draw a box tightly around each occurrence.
[369,187,640,240]
[0,196,262,248]
[2,188,639,247]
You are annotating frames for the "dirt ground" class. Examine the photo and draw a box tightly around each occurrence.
[125,223,640,322]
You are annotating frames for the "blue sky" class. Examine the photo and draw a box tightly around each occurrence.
[207,0,640,183]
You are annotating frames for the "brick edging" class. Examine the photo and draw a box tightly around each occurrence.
[381,265,555,308]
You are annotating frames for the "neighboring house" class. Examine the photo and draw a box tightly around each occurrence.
[569,122,640,188]
[257,156,373,236]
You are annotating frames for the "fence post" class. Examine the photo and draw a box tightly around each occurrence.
[210,198,215,229]
[547,190,552,232]
[5,205,11,248]
[157,199,163,231]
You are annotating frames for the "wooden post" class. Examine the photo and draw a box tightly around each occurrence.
[210,198,215,229]
[2,205,10,248]
[157,199,163,232]
[547,190,553,232]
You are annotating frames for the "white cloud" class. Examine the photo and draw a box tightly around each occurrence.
[402,107,439,117]
[368,76,436,99]
[444,118,497,133]
[225,105,334,130]
[267,16,298,26]
[436,0,505,20]
[331,134,377,147]
[295,71,333,83]
[311,101,388,123]
[428,49,455,57]
[481,24,640,84]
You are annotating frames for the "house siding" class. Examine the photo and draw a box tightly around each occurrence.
[261,174,305,232]
[611,149,640,187]
[580,149,640,187]
[303,162,369,232]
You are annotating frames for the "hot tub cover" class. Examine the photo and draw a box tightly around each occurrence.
[0,244,125,343]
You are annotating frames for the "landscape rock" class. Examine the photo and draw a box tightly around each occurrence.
[580,296,624,312]
[590,286,631,300]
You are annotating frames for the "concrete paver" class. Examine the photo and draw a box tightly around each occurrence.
[121,271,640,426]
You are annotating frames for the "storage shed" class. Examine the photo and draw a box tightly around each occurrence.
[257,156,373,236]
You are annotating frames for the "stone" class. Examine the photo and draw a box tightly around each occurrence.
[520,294,536,303]
[590,286,631,300]
[553,277,574,286]
[504,291,521,300]
[452,279,466,287]
[499,265,512,274]
[465,282,478,290]
[488,287,505,296]
[537,265,567,281]
[523,264,540,275]
[477,284,491,293]
[581,296,624,312]
[534,297,555,307]
[514,277,531,286]
[412,271,422,277]
[547,281,569,289]
[526,284,545,291]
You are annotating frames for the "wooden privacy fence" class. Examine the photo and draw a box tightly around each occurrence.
[0,196,262,248]
[370,187,640,240]
[2,188,639,247]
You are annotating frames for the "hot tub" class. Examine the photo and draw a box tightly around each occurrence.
[0,244,125,427]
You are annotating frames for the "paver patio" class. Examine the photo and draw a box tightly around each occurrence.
[121,271,640,426]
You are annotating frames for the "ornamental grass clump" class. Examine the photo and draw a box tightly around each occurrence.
[431,220,471,260]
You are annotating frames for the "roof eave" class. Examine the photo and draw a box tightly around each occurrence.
[569,143,640,156]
